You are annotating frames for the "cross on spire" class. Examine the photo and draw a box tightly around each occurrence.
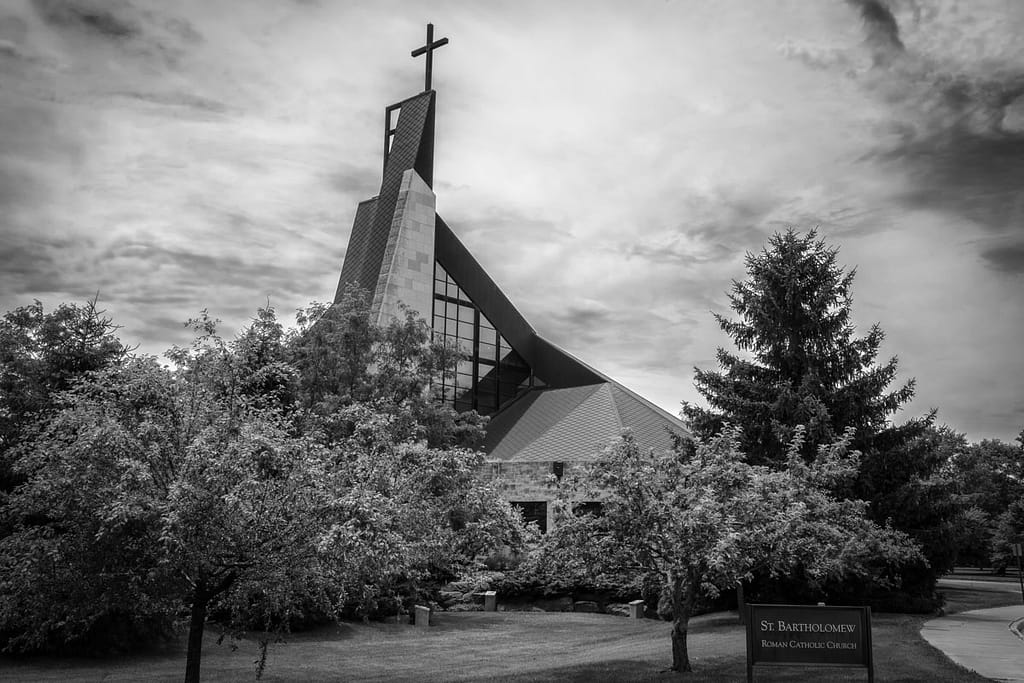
[411,23,448,92]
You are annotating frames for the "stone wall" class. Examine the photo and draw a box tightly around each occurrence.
[372,168,436,325]
[480,460,559,531]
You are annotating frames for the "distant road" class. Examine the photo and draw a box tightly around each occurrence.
[938,577,1023,593]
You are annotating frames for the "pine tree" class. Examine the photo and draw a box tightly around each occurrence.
[683,229,948,600]
[682,228,925,467]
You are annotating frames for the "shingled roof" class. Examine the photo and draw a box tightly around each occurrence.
[482,380,687,462]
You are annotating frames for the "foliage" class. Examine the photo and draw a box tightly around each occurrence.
[539,427,922,672]
[682,229,924,465]
[990,496,1024,573]
[0,343,343,682]
[288,286,486,449]
[680,228,944,593]
[0,296,527,681]
[321,404,527,618]
[0,297,128,494]
[941,430,1024,567]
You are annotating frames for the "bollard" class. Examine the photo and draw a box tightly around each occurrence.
[628,599,645,620]
[414,604,431,628]
[483,590,497,612]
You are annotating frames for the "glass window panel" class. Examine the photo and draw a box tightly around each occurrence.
[434,279,445,295]
[478,326,496,345]
[458,304,474,323]
[478,342,496,362]
[445,301,458,319]
[458,321,474,340]
[432,315,444,332]
[477,376,497,395]
[500,366,530,391]
[435,262,444,279]
[500,347,527,368]
[457,360,473,376]
[447,282,460,299]
[480,314,494,330]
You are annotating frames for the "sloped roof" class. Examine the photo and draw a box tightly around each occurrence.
[482,381,687,462]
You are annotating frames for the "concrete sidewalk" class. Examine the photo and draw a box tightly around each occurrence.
[922,604,1024,682]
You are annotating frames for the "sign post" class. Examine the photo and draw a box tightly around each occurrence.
[1012,542,1024,605]
[746,604,873,682]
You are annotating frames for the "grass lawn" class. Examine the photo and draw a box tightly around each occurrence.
[0,583,1015,682]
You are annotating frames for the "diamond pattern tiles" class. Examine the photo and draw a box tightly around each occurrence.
[354,92,435,295]
[482,382,687,463]
[608,384,682,455]
[335,198,378,301]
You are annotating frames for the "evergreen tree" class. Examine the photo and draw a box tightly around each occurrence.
[683,229,946,600]
[682,228,923,466]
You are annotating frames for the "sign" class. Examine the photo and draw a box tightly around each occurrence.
[1012,542,1022,557]
[746,604,874,682]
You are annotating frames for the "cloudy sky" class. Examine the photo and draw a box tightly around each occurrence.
[1,0,1022,442]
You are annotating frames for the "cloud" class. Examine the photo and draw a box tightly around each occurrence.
[784,0,1024,275]
[978,237,1024,275]
[0,233,84,295]
[33,0,140,40]
[846,0,904,64]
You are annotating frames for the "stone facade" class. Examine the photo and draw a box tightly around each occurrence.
[480,460,568,532]
[371,169,436,325]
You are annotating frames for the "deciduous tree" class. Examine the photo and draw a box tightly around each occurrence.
[0,297,128,493]
[540,428,922,673]
[1,299,525,681]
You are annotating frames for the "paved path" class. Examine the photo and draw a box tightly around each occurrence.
[922,602,1024,682]
[940,577,1024,595]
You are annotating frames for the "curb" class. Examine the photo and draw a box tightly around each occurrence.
[1010,617,1024,643]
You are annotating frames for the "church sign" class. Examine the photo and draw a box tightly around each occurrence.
[745,604,874,682]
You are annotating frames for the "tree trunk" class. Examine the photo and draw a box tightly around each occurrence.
[666,570,702,672]
[183,572,235,683]
[671,614,691,673]
[184,589,209,683]
[669,573,694,672]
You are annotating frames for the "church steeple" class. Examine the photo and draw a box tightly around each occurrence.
[336,25,449,308]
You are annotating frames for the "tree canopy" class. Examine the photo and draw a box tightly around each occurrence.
[0,292,525,681]
[681,229,949,598]
[0,297,129,494]
[682,229,923,465]
[539,428,921,672]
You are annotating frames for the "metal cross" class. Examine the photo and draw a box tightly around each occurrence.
[411,23,449,92]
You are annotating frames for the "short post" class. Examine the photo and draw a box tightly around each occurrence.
[736,583,745,624]
[483,590,497,612]
[1012,542,1024,605]
[414,604,431,628]
[628,599,645,620]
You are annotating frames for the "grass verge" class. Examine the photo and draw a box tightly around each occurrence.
[0,582,1016,682]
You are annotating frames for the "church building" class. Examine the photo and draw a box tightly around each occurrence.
[333,26,688,531]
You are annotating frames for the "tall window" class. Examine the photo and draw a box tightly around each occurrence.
[432,262,532,415]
